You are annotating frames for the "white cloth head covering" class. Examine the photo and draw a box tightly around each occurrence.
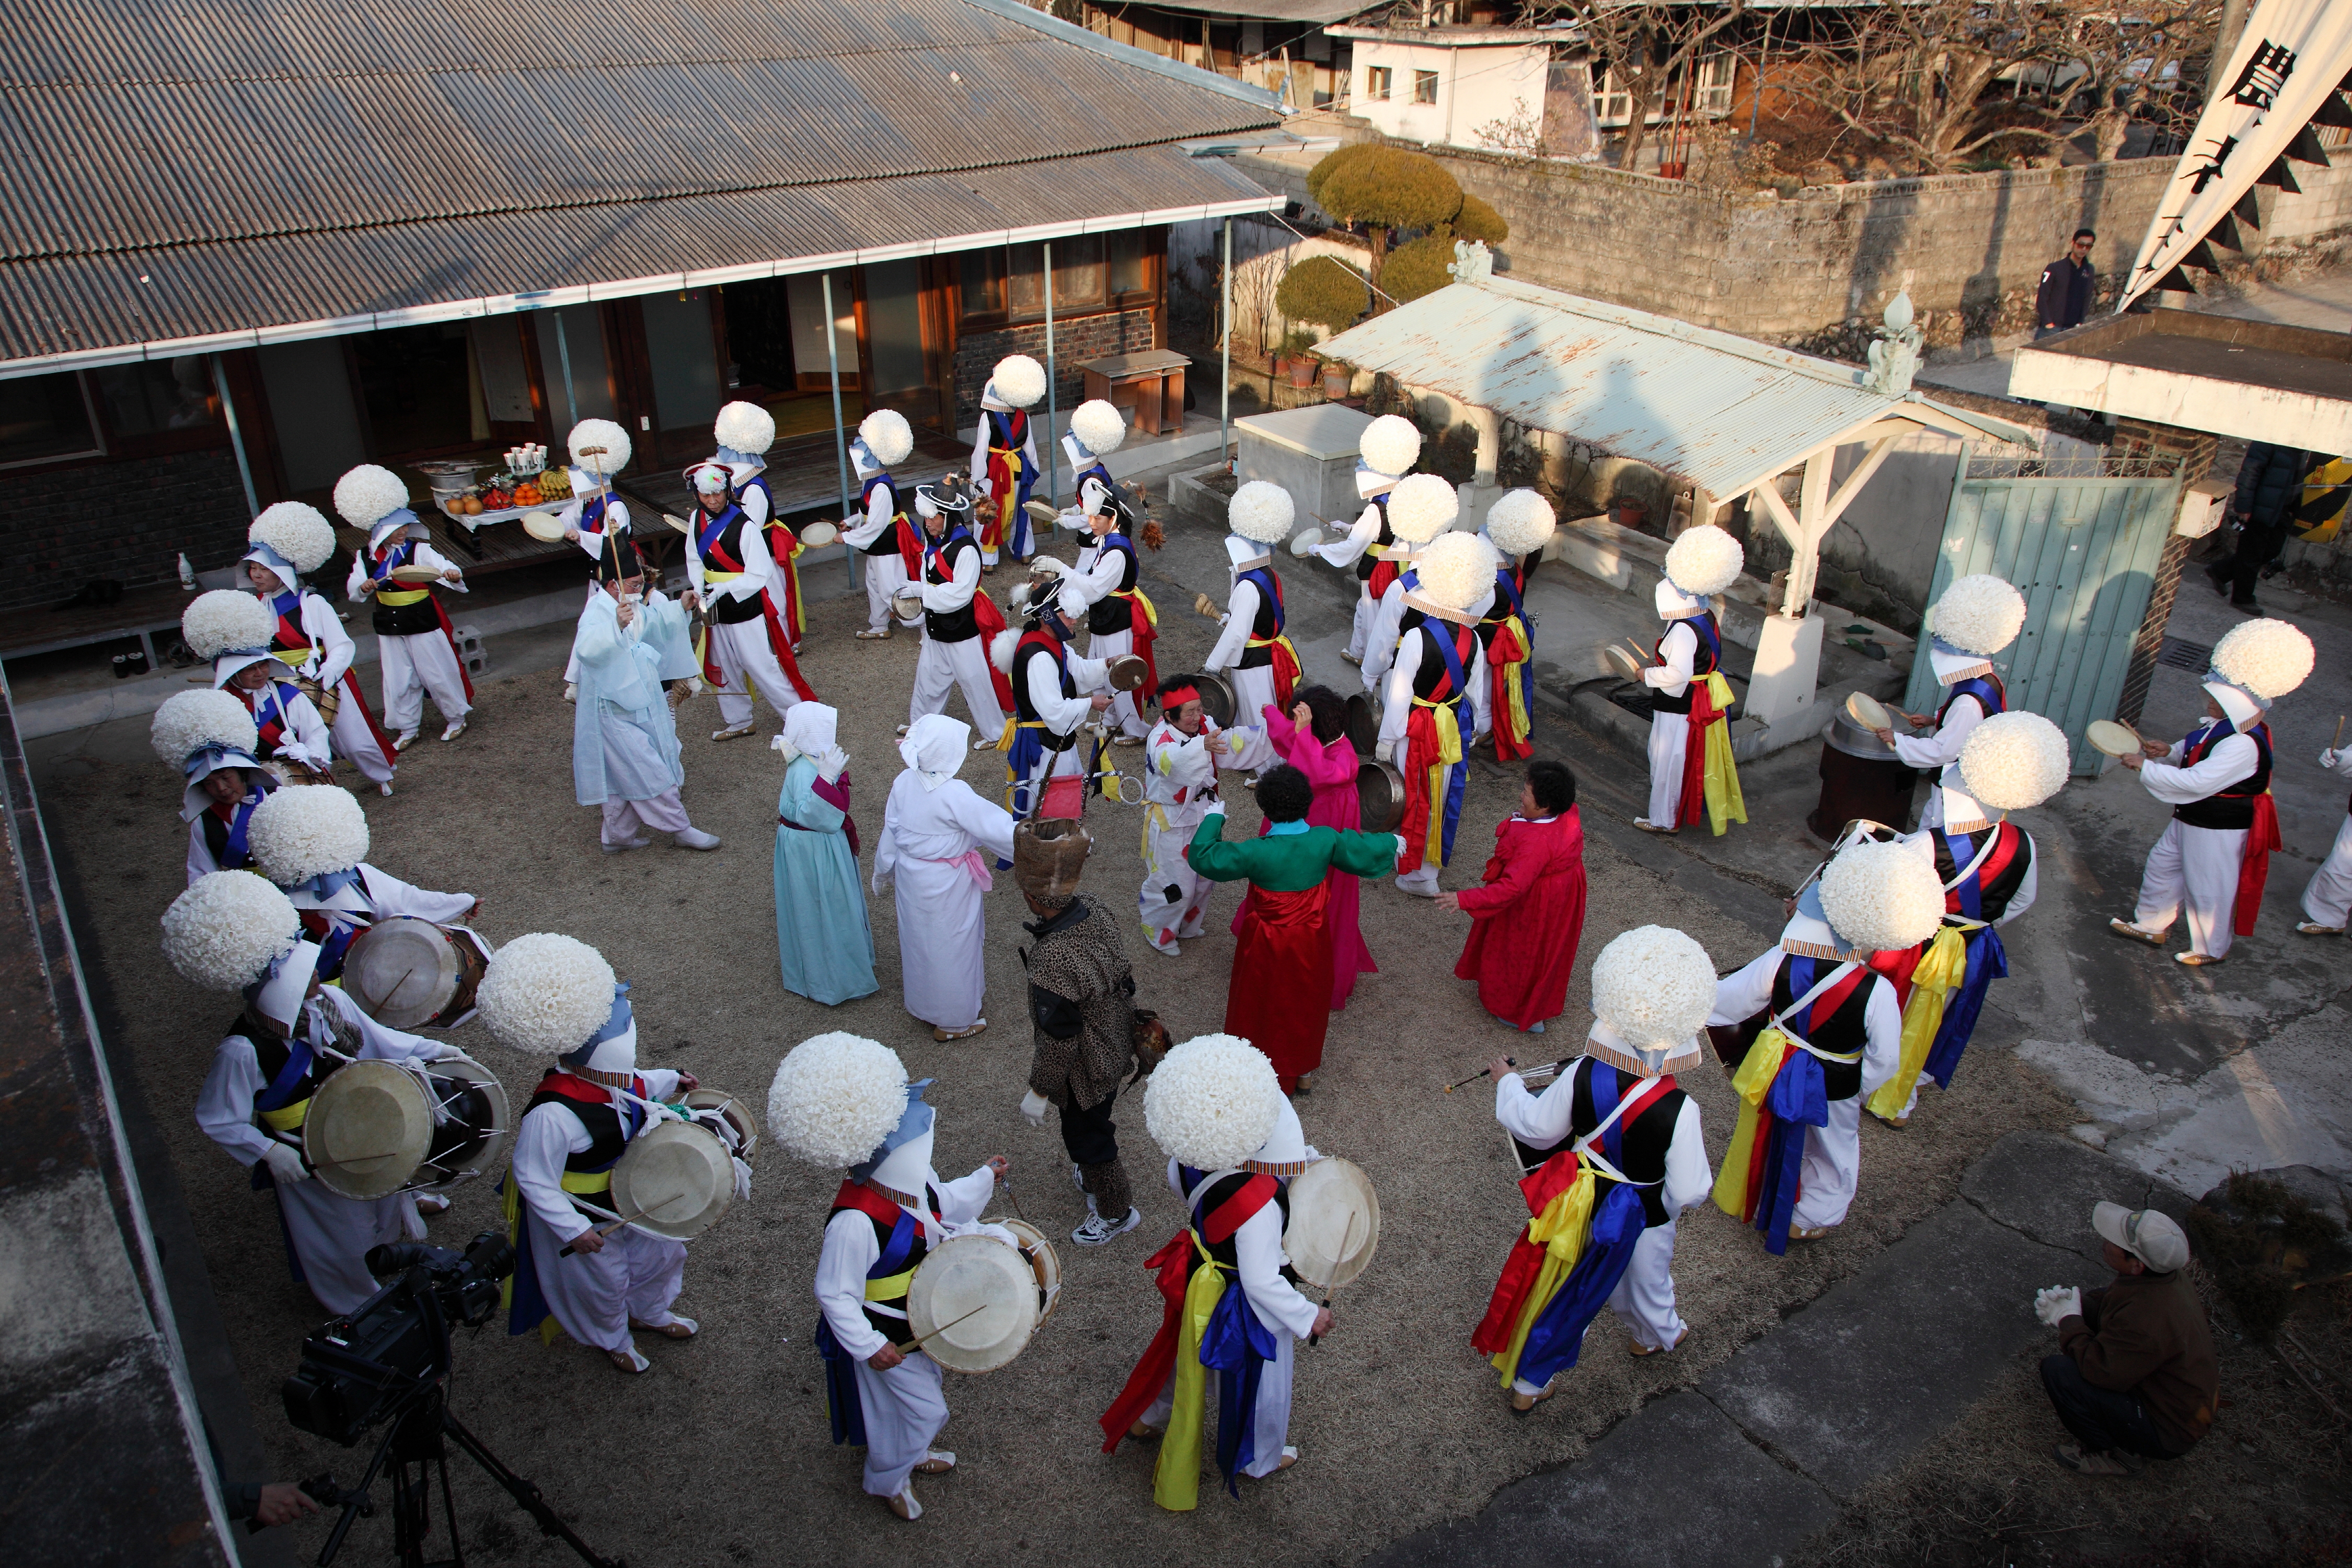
[2201,679,2264,732]
[249,940,323,1031]
[898,713,969,790]
[212,650,275,688]
[1241,1097,1320,1177]
[241,538,299,592]
[782,702,839,760]
[1927,641,1996,684]
[1654,577,1707,618]
[1225,534,1272,572]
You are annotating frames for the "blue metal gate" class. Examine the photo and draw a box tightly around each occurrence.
[1901,452,2182,776]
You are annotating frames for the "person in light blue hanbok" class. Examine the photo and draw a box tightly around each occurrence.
[572,535,722,854]
[774,702,877,1004]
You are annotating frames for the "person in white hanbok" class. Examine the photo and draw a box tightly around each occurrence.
[2109,684,2272,963]
[905,477,1008,745]
[570,537,720,854]
[1066,478,1156,742]
[1137,678,1272,956]
[840,411,923,640]
[873,714,1018,1039]
[194,939,463,1313]
[2300,745,2352,935]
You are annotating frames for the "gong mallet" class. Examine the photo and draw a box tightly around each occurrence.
[2334,714,2346,752]
[895,1302,995,1354]
[560,1192,687,1255]
[1445,1057,1515,1093]
[1308,1211,1358,1347]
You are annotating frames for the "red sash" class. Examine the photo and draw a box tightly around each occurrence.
[1098,1174,1276,1451]
[2236,793,2282,936]
[971,590,1016,712]
[1675,670,1727,830]
[1485,619,1530,762]
[765,523,805,644]
[700,526,817,701]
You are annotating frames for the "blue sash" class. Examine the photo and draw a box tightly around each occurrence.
[254,1037,314,1113]
[1423,620,1473,863]
[1185,1173,1284,1497]
[1514,1065,1652,1387]
[1238,568,1285,635]
[367,539,413,586]
[815,1207,920,1447]
[1923,840,2009,1089]
[696,503,746,562]
[1753,956,1833,1255]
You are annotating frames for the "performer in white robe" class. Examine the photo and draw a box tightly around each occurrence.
[779,1041,1006,1522]
[1377,536,1496,896]
[165,874,464,1316]
[1872,577,2025,828]
[905,477,1008,745]
[1708,836,1933,1240]
[842,410,924,640]
[1315,414,1422,665]
[683,458,811,742]
[151,687,281,884]
[1138,676,1271,956]
[557,417,638,696]
[873,715,1018,1039]
[571,534,720,853]
[181,588,340,781]
[996,576,1114,820]
[1356,475,1460,697]
[2300,744,2352,935]
[1204,483,1302,773]
[336,464,470,747]
[489,936,709,1375]
[1065,478,1158,742]
[1636,525,1745,834]
[243,508,399,794]
[243,783,474,978]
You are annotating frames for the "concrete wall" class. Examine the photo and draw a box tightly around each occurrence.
[1348,40,1549,152]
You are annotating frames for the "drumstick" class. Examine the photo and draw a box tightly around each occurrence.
[1445,1057,1515,1092]
[558,1193,686,1256]
[996,1173,1029,1225]
[1308,1211,1358,1346]
[2334,714,2345,751]
[895,1302,995,1353]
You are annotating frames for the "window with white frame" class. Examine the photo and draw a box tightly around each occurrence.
[1413,68,1439,104]
[1591,53,1735,128]
[1366,65,1392,101]
[1692,53,1735,116]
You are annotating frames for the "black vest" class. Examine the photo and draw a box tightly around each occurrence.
[1648,614,1720,717]
[1355,499,1392,582]
[1012,634,1079,748]
[829,1189,941,1340]
[1236,571,1281,670]
[1186,1169,1293,1274]
[922,531,982,642]
[1768,956,1876,1101]
[1554,1059,1686,1228]
[697,513,768,626]
[243,1016,329,1107]
[1086,537,1139,635]
[1400,610,1473,704]
[1930,823,2034,922]
[858,475,907,557]
[2174,723,2272,831]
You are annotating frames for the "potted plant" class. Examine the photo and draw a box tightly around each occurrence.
[1321,359,1354,399]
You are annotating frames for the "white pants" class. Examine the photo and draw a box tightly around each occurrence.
[862,553,914,633]
[1345,584,1375,661]
[708,616,802,731]
[1645,710,1686,826]
[1088,627,1150,739]
[1792,1097,1862,1230]
[1142,1331,1295,1478]
[275,1177,421,1314]
[524,1213,687,1354]
[850,1351,950,1498]
[1397,863,1441,896]
[602,788,691,844]
[1608,1219,1686,1351]
[909,633,1006,743]
[2134,818,2247,959]
[1228,666,1279,765]
[327,678,397,785]
[1140,810,1216,940]
[378,629,470,731]
[2302,813,2352,928]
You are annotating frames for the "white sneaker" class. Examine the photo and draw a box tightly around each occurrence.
[1147,931,1181,958]
[885,1484,921,1521]
[711,724,755,743]
[674,827,722,851]
[971,735,999,751]
[439,719,466,742]
[378,781,394,797]
[1072,1206,1142,1247]
[394,729,419,751]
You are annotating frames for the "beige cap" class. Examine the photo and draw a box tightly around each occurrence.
[2093,1202,2190,1273]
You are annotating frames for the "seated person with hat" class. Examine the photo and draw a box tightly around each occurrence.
[2036,1201,2217,1474]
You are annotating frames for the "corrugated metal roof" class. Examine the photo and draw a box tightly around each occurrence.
[1123,0,1374,24]
[1318,273,2034,498]
[0,0,1281,368]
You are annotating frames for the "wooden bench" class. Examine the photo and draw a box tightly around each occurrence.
[1080,351,1190,436]
[0,582,202,668]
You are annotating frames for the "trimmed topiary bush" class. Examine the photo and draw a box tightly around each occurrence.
[1276,256,1371,335]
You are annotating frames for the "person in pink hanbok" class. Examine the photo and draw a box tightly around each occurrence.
[1243,684,1378,1009]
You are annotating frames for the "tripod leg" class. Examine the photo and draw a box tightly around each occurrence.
[439,1413,624,1568]
[317,1419,403,1567]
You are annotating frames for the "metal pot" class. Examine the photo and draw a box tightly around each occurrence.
[1356,757,1407,834]
[1342,693,1378,756]
[1192,671,1239,729]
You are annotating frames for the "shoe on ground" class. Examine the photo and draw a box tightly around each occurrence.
[378,781,394,797]
[711,723,755,743]
[2052,1442,2139,1476]
[971,735,999,750]
[602,835,651,855]
[2297,921,2345,936]
[885,1484,922,1521]
[896,723,912,737]
[630,1316,697,1339]
[913,1450,955,1474]
[1293,1071,1315,1096]
[1786,1224,1834,1242]
[607,1344,649,1375]
[1269,1446,1300,1473]
[2174,951,2223,966]
[1508,1383,1555,1415]
[394,729,419,752]
[439,719,466,742]
[1113,734,1145,747]
[1073,1206,1143,1247]
[1147,931,1181,958]
[415,1193,452,1218]
[1340,650,1363,666]
[2106,917,2167,947]
[1633,818,1676,835]
[674,827,722,851]
[1127,1421,1164,1440]
[856,627,892,640]
[932,1018,987,1042]
[1628,1328,1686,1357]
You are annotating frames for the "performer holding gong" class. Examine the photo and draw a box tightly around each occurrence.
[969,354,1045,568]
[243,785,476,982]
[1202,482,1303,767]
[993,568,1116,820]
[1475,489,1556,761]
[243,500,401,795]
[840,410,926,641]
[771,1033,1011,1522]
[1067,476,1161,742]
[337,463,471,748]
[1636,523,1746,836]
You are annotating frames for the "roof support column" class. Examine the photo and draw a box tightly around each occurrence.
[1743,447,1836,727]
[824,271,857,592]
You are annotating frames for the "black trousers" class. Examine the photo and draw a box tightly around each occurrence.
[1058,1089,1121,1167]
[2207,522,2284,604]
[2038,1355,2184,1459]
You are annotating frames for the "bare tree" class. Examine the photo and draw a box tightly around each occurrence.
[2062,1,2221,162]
[1523,1,1750,170]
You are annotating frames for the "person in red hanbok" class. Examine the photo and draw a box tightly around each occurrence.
[1187,765,1402,1094]
[1246,686,1377,1009]
[1440,759,1586,1032]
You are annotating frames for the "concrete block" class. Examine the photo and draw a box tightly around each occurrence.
[1235,405,1373,526]
[1360,1391,1840,1568]
[1697,1201,2068,1498]
[451,622,489,678]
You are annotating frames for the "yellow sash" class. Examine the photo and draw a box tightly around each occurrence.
[259,1099,310,1133]
[1866,924,1974,1120]
[1699,671,1746,836]
[1489,1165,1598,1387]
[376,586,430,607]
[1154,1232,1231,1512]
[1712,1029,1794,1219]
[1410,695,1464,868]
[560,1169,612,1194]
[864,1268,916,1303]
[1115,585,1159,629]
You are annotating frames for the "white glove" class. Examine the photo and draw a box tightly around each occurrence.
[1393,834,1411,862]
[817,746,849,783]
[1019,1089,1051,1128]
[1202,798,1228,821]
[261,1141,312,1184]
[2033,1285,2083,1327]
[2323,748,2339,769]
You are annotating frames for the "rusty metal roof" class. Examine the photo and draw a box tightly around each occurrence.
[0,0,1282,371]
[1319,272,2035,498]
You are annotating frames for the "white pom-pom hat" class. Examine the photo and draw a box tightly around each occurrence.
[1483,489,1557,558]
[1956,711,2069,813]
[855,408,915,468]
[182,589,276,661]
[1405,531,1499,618]
[1819,837,1945,953]
[1359,414,1422,479]
[332,465,411,530]
[1929,574,2026,659]
[767,1033,910,1168]
[247,785,369,886]
[986,354,1047,410]
[247,502,338,575]
[1145,1034,1283,1170]
[714,400,778,458]
[1587,926,1715,1073]
[161,871,301,993]
[152,689,258,769]
[1663,523,1743,598]
[2208,617,2313,711]
[1228,480,1296,545]
[1386,474,1459,544]
[477,933,619,1058]
[568,418,632,476]
[1068,399,1127,458]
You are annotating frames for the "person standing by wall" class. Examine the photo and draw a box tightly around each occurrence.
[2035,229,2097,338]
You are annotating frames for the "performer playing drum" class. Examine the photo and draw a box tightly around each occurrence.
[168,872,469,1313]
[1067,476,1160,741]
[770,1033,1012,1521]
[151,688,281,883]
[969,354,1045,568]
[993,570,1115,820]
[341,916,493,1030]
[243,786,477,983]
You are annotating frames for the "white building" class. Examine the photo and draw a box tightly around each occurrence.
[1329,25,1561,153]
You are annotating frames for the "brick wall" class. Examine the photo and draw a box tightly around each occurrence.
[2109,415,2218,728]
[954,309,1157,429]
[0,446,248,612]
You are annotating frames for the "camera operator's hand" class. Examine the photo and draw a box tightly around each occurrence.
[255,1482,321,1528]
[868,1342,905,1371]
[566,1225,605,1255]
[261,1142,311,1184]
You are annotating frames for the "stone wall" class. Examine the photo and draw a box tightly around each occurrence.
[954,309,1158,429]
[0,446,248,612]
